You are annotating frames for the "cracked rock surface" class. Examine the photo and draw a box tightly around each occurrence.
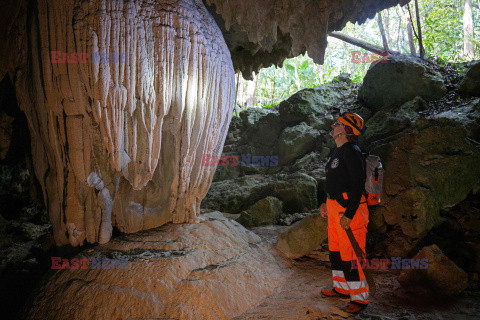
[25,213,286,320]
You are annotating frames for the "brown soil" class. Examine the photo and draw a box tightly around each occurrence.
[233,226,480,320]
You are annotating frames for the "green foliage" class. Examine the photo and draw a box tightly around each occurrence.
[246,0,479,108]
[421,0,467,62]
[259,102,278,109]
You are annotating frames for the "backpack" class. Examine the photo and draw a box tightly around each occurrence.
[363,153,383,205]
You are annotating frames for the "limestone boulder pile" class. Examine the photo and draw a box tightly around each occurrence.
[373,118,480,239]
[202,172,318,214]
[25,213,285,320]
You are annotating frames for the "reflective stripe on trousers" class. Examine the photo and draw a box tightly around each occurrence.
[327,196,370,304]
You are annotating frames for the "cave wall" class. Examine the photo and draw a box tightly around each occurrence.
[11,0,235,246]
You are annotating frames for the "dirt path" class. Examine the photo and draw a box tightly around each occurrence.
[233,226,480,320]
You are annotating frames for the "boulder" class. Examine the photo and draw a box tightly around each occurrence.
[278,80,352,124]
[275,214,328,259]
[239,108,272,128]
[434,98,480,141]
[202,175,272,213]
[374,119,480,238]
[279,122,320,164]
[398,244,468,296]
[203,172,318,214]
[25,215,285,320]
[359,57,446,111]
[238,110,283,156]
[292,151,324,171]
[236,196,283,228]
[361,96,426,143]
[379,228,420,258]
[272,172,318,213]
[458,61,480,96]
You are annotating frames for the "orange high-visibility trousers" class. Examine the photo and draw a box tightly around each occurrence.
[327,195,369,305]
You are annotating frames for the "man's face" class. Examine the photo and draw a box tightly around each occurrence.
[330,120,345,138]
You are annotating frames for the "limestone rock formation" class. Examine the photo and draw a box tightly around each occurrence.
[11,0,235,246]
[458,61,480,96]
[361,96,426,143]
[373,118,480,239]
[398,244,468,296]
[203,172,318,214]
[203,0,410,77]
[25,214,285,320]
[278,80,352,125]
[279,122,320,165]
[236,196,283,228]
[359,57,447,111]
[434,98,480,141]
[275,214,328,259]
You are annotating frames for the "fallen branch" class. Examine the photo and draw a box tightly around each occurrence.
[327,31,399,56]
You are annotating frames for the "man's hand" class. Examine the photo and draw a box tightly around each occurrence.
[340,215,352,230]
[319,203,327,218]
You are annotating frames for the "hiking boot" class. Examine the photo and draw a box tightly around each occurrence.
[321,288,349,298]
[346,302,367,313]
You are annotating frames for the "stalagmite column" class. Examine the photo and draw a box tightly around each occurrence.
[15,0,235,246]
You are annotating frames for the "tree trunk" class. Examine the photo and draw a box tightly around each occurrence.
[405,5,417,56]
[384,9,392,50]
[414,0,425,59]
[252,73,258,106]
[377,12,389,51]
[318,64,325,84]
[464,0,475,60]
[245,73,257,107]
[396,6,403,52]
[294,62,302,91]
[234,73,240,114]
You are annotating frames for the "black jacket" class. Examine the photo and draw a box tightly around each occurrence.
[323,142,366,219]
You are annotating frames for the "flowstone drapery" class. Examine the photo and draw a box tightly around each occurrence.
[15,0,235,246]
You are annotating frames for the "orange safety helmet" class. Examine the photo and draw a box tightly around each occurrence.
[336,112,366,136]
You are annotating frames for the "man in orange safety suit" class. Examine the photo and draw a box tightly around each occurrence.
[319,112,369,313]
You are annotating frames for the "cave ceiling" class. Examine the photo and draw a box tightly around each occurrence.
[203,0,410,78]
[0,0,410,81]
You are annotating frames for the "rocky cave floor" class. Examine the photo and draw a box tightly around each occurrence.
[234,225,480,320]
